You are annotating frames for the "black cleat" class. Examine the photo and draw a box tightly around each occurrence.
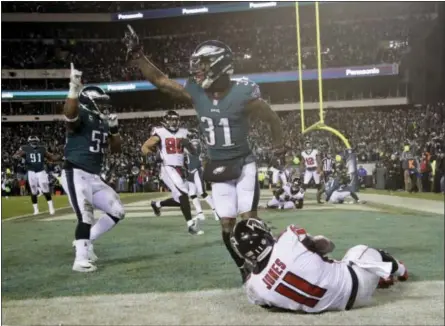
[151,201,161,216]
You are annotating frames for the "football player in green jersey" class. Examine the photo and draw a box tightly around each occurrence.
[13,136,60,215]
[124,26,286,283]
[62,63,125,272]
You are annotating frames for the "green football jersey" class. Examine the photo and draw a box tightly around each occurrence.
[184,77,261,161]
[21,145,46,172]
[64,107,109,174]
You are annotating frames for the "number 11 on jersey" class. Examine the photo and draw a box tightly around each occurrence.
[201,116,234,147]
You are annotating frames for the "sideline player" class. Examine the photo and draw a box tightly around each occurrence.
[13,136,60,215]
[185,130,219,221]
[266,178,304,210]
[124,26,285,282]
[300,141,323,203]
[62,63,125,272]
[231,219,408,312]
[141,110,203,235]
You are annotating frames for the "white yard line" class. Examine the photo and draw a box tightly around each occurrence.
[2,281,443,325]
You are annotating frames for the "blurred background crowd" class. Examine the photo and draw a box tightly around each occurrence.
[2,1,444,196]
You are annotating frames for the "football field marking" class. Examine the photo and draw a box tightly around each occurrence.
[2,281,443,325]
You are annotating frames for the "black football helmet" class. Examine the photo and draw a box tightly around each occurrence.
[190,40,234,89]
[79,85,111,118]
[162,110,180,132]
[28,136,40,147]
[230,219,275,265]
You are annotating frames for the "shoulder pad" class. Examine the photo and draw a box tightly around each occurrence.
[233,77,261,100]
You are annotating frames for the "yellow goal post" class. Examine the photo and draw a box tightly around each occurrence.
[295,1,351,150]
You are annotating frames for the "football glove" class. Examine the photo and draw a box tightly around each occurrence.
[108,114,119,135]
[68,62,83,99]
[123,25,142,61]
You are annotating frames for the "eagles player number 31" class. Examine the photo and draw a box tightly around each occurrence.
[124,25,286,282]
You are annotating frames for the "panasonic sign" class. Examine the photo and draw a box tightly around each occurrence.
[106,84,136,92]
[117,13,143,20]
[249,2,277,9]
[345,67,380,76]
[182,7,209,15]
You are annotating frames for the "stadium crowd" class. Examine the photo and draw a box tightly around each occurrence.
[2,3,435,85]
[2,2,443,196]
[3,102,444,195]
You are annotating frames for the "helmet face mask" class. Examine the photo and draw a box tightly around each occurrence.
[162,110,180,132]
[190,40,234,89]
[230,219,275,266]
[28,136,40,148]
[79,86,111,118]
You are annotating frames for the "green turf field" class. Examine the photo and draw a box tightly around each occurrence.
[361,189,444,201]
[2,192,444,325]
[1,193,154,220]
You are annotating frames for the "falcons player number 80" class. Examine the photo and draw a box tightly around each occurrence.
[165,138,184,154]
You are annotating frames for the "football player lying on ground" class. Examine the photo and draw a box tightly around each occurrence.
[325,175,364,204]
[231,219,408,313]
[124,25,285,282]
[265,178,304,210]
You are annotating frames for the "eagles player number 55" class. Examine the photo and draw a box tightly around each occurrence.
[62,63,125,273]
[124,25,286,282]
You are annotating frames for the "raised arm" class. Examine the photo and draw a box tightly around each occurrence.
[123,25,192,104]
[63,63,83,131]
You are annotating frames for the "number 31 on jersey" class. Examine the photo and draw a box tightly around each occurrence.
[201,116,234,147]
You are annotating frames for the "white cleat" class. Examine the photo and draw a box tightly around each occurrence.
[49,209,55,215]
[33,211,40,216]
[88,243,98,263]
[72,240,98,263]
[72,259,97,273]
[196,213,206,221]
[212,210,220,221]
[188,219,204,236]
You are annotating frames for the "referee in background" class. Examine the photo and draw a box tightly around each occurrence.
[322,152,335,182]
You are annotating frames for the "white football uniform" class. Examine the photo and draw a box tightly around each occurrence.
[301,150,321,185]
[245,225,393,313]
[61,168,125,224]
[28,170,50,194]
[270,167,288,186]
[267,184,304,209]
[153,127,189,201]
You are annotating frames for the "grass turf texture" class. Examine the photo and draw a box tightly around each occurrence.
[360,188,444,201]
[2,195,443,301]
[1,193,159,220]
